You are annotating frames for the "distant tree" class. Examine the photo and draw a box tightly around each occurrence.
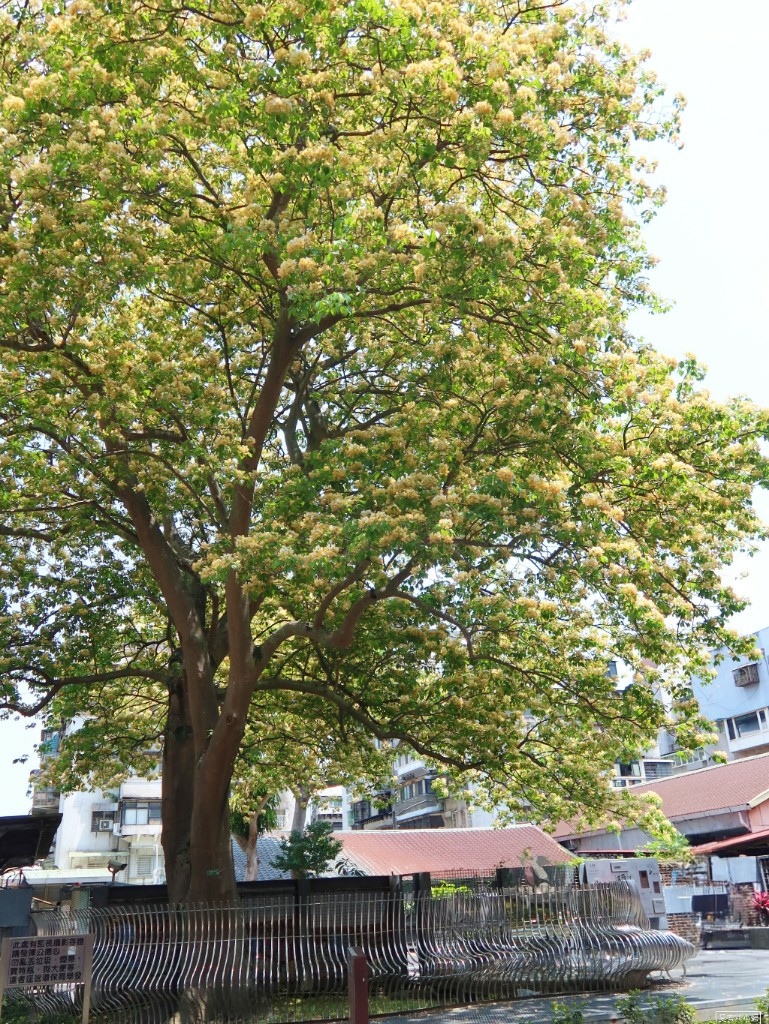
[1,0,767,905]
[270,822,343,880]
[231,794,279,883]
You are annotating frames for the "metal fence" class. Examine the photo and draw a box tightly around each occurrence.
[5,881,693,1023]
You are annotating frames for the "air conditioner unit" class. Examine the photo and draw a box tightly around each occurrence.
[98,819,113,832]
[112,823,122,837]
[734,663,760,687]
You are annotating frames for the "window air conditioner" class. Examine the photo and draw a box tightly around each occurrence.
[98,819,113,832]
[734,662,760,687]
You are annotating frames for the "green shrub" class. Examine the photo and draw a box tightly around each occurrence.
[431,881,470,898]
[1,1000,75,1023]
[615,991,696,1024]
[651,994,697,1024]
[551,1000,586,1024]
[615,991,645,1024]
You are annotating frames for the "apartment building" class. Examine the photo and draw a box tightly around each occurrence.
[29,724,165,884]
[691,626,769,761]
[53,778,165,884]
[350,749,495,831]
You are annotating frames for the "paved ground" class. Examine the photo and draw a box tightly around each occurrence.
[377,949,769,1022]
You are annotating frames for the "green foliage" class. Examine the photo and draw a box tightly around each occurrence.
[615,991,647,1024]
[755,987,769,1016]
[270,821,343,879]
[431,881,471,898]
[615,991,696,1024]
[638,823,693,865]
[230,794,279,842]
[551,1000,586,1024]
[0,999,74,1023]
[650,995,697,1024]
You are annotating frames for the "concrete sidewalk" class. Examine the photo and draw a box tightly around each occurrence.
[377,949,769,1023]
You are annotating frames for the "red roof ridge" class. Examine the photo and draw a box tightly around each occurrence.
[631,749,769,792]
[339,824,532,836]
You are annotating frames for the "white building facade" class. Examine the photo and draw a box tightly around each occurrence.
[53,778,165,885]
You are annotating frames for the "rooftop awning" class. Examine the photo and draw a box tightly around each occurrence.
[0,814,62,871]
[68,851,113,865]
[690,827,769,858]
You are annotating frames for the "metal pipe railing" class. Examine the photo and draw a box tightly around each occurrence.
[10,880,693,1023]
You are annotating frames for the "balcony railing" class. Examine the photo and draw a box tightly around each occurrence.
[31,788,60,811]
[392,792,444,817]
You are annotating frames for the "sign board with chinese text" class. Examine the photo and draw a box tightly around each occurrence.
[579,857,668,930]
[0,933,93,1024]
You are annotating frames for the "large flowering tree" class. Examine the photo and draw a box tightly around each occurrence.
[0,0,766,902]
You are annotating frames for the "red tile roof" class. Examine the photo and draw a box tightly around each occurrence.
[555,751,769,839]
[630,752,769,820]
[338,826,571,877]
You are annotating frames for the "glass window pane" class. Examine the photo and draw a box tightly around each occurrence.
[735,713,760,736]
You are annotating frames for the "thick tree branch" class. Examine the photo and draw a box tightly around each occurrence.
[392,592,476,659]
[313,559,372,629]
[253,676,484,771]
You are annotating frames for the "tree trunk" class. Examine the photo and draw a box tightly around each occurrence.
[244,820,259,883]
[291,786,310,833]
[162,662,243,903]
[161,667,196,905]
[186,690,251,901]
[186,758,239,902]
[243,798,269,882]
[289,787,311,881]
[187,818,236,902]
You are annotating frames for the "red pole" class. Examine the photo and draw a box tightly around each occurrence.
[348,945,369,1024]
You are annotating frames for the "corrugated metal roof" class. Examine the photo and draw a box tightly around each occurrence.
[232,835,293,882]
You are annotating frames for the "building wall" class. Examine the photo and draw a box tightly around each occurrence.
[351,750,499,831]
[711,856,761,885]
[748,802,769,830]
[692,628,769,760]
[54,780,164,885]
[666,913,702,945]
[54,791,116,867]
[274,787,352,832]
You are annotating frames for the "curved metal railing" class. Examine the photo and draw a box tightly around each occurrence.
[12,880,692,1022]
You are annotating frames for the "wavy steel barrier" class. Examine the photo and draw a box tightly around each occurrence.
[13,881,693,1022]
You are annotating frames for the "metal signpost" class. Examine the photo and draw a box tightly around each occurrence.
[0,933,94,1024]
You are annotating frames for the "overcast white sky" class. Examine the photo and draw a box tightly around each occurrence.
[618,0,769,635]
[2,0,769,815]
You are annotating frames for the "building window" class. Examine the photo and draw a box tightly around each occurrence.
[726,709,768,740]
[91,811,116,833]
[122,801,162,826]
[399,778,434,801]
[353,801,372,822]
[135,854,154,877]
